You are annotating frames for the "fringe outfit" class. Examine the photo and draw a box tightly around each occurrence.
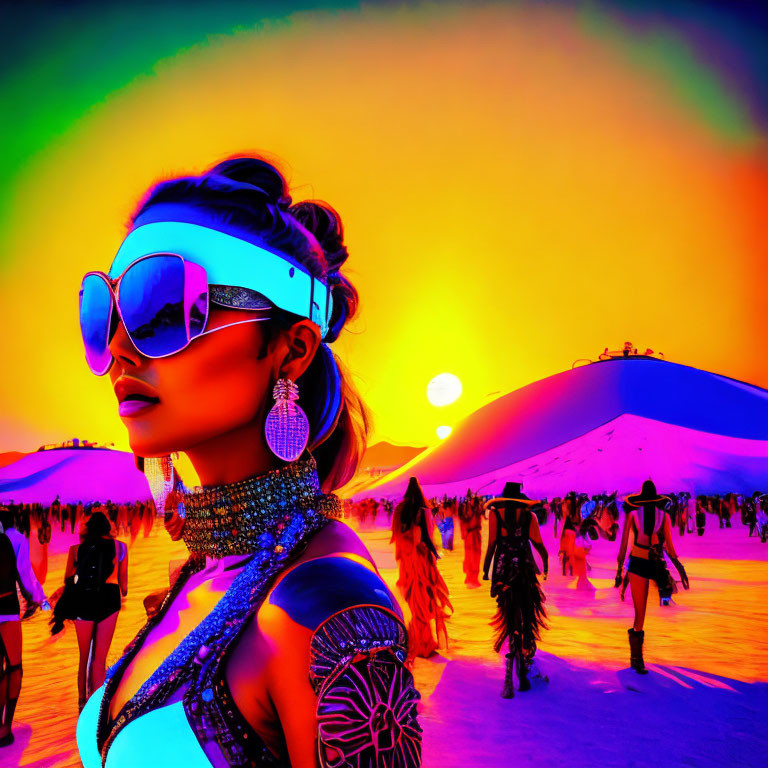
[487,506,547,696]
[392,504,453,659]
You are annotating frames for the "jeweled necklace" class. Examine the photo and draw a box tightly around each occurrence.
[97,456,341,759]
[180,456,341,558]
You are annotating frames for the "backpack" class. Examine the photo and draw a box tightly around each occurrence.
[75,539,115,593]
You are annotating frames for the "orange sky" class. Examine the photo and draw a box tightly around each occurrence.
[0,3,765,454]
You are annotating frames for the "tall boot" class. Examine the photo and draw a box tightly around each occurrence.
[517,651,531,692]
[0,697,17,746]
[628,629,649,674]
[509,633,528,692]
[501,653,515,698]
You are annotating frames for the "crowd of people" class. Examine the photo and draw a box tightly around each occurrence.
[0,482,764,743]
[5,498,156,542]
[348,480,766,698]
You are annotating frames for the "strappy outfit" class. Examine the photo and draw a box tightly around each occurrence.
[72,538,126,623]
[626,507,664,580]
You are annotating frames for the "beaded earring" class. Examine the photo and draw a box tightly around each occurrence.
[264,378,310,462]
[142,454,187,540]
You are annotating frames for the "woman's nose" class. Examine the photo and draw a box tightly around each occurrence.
[108,317,143,370]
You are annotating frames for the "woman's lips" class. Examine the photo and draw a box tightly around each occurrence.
[118,395,160,417]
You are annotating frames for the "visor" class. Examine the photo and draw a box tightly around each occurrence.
[110,203,333,339]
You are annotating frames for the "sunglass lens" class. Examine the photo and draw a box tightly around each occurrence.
[79,275,114,375]
[119,255,189,358]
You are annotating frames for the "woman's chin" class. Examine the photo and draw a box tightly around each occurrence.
[128,436,179,460]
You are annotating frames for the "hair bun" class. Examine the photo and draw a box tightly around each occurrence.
[290,201,349,272]
[289,200,356,343]
[209,156,288,208]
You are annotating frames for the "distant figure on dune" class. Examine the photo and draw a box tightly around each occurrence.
[616,480,689,674]
[483,482,549,698]
[392,477,453,658]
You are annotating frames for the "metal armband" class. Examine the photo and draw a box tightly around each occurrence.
[309,606,422,767]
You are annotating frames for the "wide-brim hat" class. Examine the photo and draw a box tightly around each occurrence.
[484,481,540,510]
[625,480,669,508]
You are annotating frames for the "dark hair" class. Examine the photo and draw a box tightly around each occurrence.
[399,477,428,531]
[0,507,12,530]
[0,533,15,587]
[83,511,112,540]
[131,155,369,492]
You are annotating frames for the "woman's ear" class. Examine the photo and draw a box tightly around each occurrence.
[278,320,322,382]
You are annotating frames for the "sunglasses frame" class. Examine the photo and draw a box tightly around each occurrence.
[80,253,270,376]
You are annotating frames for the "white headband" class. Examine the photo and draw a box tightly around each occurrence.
[110,220,333,339]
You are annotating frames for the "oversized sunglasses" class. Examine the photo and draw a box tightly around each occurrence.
[79,253,269,376]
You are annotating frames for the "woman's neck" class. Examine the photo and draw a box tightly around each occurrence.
[185,422,284,487]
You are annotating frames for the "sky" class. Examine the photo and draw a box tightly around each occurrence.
[1,0,766,454]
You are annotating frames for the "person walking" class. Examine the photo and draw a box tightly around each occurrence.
[458,490,483,587]
[483,482,548,698]
[0,506,50,747]
[392,478,453,658]
[616,481,689,674]
[66,511,128,711]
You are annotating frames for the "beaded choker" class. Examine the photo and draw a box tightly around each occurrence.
[180,456,342,558]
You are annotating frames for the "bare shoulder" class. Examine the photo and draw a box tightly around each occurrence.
[256,521,401,634]
[231,521,403,672]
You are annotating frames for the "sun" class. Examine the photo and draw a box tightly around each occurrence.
[427,373,463,407]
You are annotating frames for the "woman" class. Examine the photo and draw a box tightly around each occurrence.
[0,506,49,747]
[75,156,422,768]
[482,482,548,698]
[391,478,452,659]
[32,507,52,585]
[458,491,483,587]
[558,492,580,576]
[65,511,128,712]
[615,480,689,674]
[435,498,455,552]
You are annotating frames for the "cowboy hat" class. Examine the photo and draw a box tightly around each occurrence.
[624,480,669,508]
[484,481,540,510]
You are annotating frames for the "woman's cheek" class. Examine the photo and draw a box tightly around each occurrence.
[154,362,268,448]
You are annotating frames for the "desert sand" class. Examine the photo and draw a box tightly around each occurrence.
[4,515,767,767]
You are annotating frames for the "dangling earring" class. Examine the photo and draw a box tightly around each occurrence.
[142,454,187,540]
[143,455,176,515]
[264,378,309,462]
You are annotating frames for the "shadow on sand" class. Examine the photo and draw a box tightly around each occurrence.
[421,652,768,768]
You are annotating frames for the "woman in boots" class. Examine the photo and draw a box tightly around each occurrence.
[483,482,548,698]
[616,480,689,674]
